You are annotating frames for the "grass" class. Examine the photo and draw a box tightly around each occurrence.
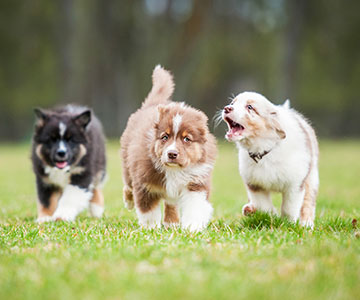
[0,140,359,300]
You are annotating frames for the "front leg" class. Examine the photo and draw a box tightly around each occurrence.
[52,185,93,221]
[35,176,61,222]
[281,188,305,223]
[134,187,162,229]
[179,191,213,232]
[163,202,179,228]
[243,185,277,216]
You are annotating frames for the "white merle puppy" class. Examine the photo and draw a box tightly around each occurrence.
[222,92,319,227]
[32,105,106,222]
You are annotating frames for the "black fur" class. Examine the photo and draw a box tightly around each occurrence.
[31,105,106,210]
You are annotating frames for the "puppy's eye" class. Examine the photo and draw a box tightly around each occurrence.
[161,134,169,142]
[183,137,191,143]
[247,105,253,110]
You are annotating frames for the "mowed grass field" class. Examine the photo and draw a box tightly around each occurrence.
[0,140,359,300]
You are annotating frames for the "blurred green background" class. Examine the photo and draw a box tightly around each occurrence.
[1,0,360,141]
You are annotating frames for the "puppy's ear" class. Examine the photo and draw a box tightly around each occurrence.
[154,105,170,129]
[270,111,286,139]
[74,110,91,128]
[34,108,49,127]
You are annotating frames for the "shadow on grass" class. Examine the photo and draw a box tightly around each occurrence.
[216,211,357,234]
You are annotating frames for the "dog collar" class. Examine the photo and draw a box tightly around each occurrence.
[248,150,270,163]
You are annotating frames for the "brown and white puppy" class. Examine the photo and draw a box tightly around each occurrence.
[121,66,217,231]
[222,92,319,227]
[32,105,106,222]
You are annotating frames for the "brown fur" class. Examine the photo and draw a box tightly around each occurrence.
[164,204,179,226]
[120,66,217,221]
[90,188,104,207]
[37,191,61,218]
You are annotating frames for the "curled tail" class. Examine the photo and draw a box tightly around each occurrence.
[141,65,174,109]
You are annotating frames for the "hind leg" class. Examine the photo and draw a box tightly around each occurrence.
[299,182,317,228]
[89,188,105,218]
[281,188,305,223]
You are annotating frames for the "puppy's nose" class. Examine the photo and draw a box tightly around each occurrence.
[168,150,178,160]
[56,149,67,159]
[224,105,234,114]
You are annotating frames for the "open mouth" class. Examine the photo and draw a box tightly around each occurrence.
[225,117,245,139]
[55,161,68,169]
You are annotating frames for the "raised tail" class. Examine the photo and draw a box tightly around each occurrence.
[141,65,174,109]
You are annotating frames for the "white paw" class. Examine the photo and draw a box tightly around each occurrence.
[89,203,104,218]
[139,221,161,229]
[300,219,314,229]
[52,207,77,222]
[36,216,53,223]
[181,220,208,232]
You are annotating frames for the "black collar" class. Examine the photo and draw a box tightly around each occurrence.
[248,150,270,163]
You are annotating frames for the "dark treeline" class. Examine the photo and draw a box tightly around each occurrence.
[0,0,359,141]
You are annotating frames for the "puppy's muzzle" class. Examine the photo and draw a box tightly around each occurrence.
[224,105,234,114]
[167,150,178,160]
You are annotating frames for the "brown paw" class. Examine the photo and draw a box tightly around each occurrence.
[242,204,257,216]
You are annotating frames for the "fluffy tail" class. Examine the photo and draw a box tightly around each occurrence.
[141,65,174,109]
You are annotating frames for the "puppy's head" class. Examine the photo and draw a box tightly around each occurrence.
[33,108,91,170]
[222,92,286,144]
[152,103,208,169]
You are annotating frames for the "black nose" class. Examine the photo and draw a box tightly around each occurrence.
[224,105,234,114]
[168,150,178,160]
[56,149,67,159]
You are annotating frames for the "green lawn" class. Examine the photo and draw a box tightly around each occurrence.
[0,140,359,300]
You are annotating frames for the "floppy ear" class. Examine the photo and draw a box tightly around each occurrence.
[154,105,170,129]
[270,111,286,139]
[74,110,91,128]
[34,108,49,127]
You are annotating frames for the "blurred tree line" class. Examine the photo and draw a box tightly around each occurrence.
[0,0,359,141]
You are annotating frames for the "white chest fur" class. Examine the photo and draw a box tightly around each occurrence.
[44,166,71,189]
[164,163,212,201]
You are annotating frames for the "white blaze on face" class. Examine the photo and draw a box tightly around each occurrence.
[58,140,67,152]
[172,114,182,136]
[59,122,67,137]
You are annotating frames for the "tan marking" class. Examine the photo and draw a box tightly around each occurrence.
[73,144,87,165]
[37,191,61,218]
[36,144,44,160]
[90,188,104,207]
[165,128,171,135]
[182,130,188,137]
[164,203,179,225]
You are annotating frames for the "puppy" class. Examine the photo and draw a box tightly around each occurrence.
[222,92,319,227]
[121,66,217,231]
[32,105,106,222]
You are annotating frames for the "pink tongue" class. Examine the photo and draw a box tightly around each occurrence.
[231,127,243,136]
[56,161,68,169]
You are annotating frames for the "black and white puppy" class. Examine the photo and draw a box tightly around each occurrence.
[32,105,106,222]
